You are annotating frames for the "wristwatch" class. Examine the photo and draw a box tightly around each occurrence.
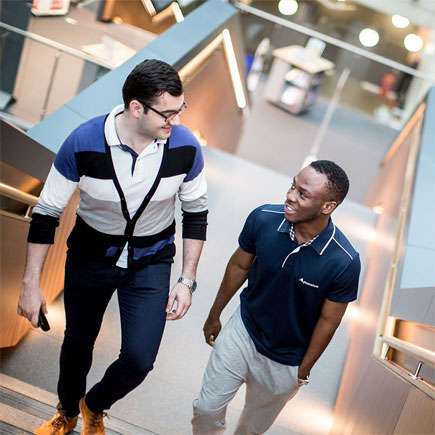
[298,376,310,386]
[177,277,197,293]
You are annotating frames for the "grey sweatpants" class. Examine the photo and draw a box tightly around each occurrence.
[192,307,301,435]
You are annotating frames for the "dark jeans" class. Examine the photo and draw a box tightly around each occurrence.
[57,250,171,417]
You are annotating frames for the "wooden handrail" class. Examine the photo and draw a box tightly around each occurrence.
[380,335,435,368]
[0,182,39,207]
[382,102,426,166]
[0,209,31,222]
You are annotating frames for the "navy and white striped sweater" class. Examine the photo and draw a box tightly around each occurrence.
[29,106,208,268]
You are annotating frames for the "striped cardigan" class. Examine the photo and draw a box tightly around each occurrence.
[29,108,208,268]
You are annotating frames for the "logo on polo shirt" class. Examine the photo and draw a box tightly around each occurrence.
[299,277,319,288]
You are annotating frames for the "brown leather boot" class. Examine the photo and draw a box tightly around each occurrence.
[34,413,78,434]
[79,396,106,435]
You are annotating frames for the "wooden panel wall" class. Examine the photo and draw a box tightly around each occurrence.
[394,388,435,434]
[101,0,176,34]
[0,216,32,347]
[0,191,79,347]
[181,47,244,155]
[331,107,434,434]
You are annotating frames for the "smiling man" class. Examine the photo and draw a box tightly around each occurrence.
[192,160,360,435]
[18,59,208,434]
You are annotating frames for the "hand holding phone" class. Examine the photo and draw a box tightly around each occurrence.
[38,308,50,332]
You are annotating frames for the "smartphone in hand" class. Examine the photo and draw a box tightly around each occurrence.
[38,308,50,331]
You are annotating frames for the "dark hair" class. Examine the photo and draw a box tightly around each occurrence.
[122,59,183,109]
[310,160,349,204]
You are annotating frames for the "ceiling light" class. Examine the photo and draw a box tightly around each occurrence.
[372,204,384,215]
[404,33,423,52]
[278,0,298,16]
[392,15,409,29]
[172,2,184,22]
[359,28,380,47]
[223,29,247,109]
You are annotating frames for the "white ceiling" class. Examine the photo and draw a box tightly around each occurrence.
[351,0,435,29]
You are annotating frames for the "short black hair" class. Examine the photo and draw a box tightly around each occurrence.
[122,59,183,109]
[310,160,349,204]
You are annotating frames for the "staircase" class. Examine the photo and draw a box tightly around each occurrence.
[0,373,155,434]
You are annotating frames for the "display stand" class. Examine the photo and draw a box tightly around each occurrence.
[264,45,334,115]
[31,0,70,16]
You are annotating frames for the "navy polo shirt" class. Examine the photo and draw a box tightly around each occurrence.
[238,204,361,366]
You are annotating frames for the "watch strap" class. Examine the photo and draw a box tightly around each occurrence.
[177,276,197,293]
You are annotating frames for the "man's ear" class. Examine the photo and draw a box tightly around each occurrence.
[129,100,143,118]
[322,201,337,215]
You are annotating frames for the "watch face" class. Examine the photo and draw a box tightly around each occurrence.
[191,281,197,292]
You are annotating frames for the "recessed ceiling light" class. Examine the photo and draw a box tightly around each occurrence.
[359,28,380,47]
[278,0,298,16]
[404,33,423,52]
[392,15,409,29]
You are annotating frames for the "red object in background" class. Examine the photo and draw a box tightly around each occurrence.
[50,0,63,10]
[379,73,396,98]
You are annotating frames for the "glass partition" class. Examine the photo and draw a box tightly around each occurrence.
[0,1,156,128]
[238,1,434,129]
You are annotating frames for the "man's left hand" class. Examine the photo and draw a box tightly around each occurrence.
[166,283,192,320]
[297,366,310,381]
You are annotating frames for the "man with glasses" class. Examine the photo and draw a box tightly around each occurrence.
[192,160,360,434]
[18,59,208,434]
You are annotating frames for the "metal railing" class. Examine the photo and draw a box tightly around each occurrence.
[379,335,435,380]
[0,182,39,222]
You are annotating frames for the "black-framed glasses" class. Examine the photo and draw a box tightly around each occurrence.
[141,101,188,122]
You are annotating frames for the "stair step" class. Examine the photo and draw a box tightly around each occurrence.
[0,419,32,435]
[0,373,155,434]
[0,402,47,433]
[0,385,62,422]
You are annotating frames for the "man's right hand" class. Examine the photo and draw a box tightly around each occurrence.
[203,315,222,347]
[17,282,46,328]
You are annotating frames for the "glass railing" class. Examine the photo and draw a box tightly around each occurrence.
[236,1,435,131]
[0,21,112,128]
[0,1,159,128]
